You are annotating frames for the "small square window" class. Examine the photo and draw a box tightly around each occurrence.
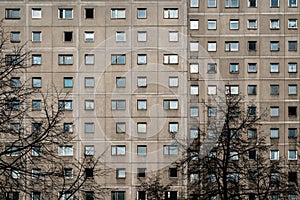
[288,85,297,95]
[64,31,73,42]
[32,77,42,88]
[32,55,42,65]
[190,85,199,95]
[163,145,178,155]
[64,77,73,88]
[270,150,279,160]
[190,20,199,30]
[85,100,94,110]
[169,76,179,87]
[225,42,239,52]
[270,107,279,117]
[169,31,179,42]
[116,31,126,42]
[270,19,280,29]
[85,54,94,65]
[116,77,126,88]
[32,32,41,42]
[116,168,126,178]
[270,63,279,73]
[85,122,95,133]
[208,0,217,7]
[288,150,297,160]
[248,129,257,139]
[270,85,279,95]
[137,76,147,87]
[137,54,147,64]
[137,8,147,19]
[190,129,199,139]
[248,63,257,73]
[248,0,257,7]
[190,42,199,51]
[208,85,217,95]
[137,31,147,42]
[288,63,297,73]
[248,106,256,116]
[288,128,297,138]
[64,168,73,179]
[248,20,257,29]
[137,145,147,155]
[137,100,147,110]
[190,0,199,7]
[32,8,42,19]
[10,32,20,43]
[225,85,239,95]
[84,31,94,42]
[270,128,279,138]
[116,122,126,133]
[85,168,94,178]
[190,107,199,117]
[85,8,94,19]
[208,107,217,117]
[169,167,178,177]
[137,123,147,133]
[208,42,217,51]
[169,122,179,133]
[270,0,279,7]
[288,41,297,51]
[208,63,217,73]
[63,123,73,133]
[32,100,42,110]
[230,19,239,30]
[163,100,179,110]
[270,41,279,51]
[248,41,257,51]
[137,168,146,177]
[230,63,239,73]
[248,85,257,95]
[190,63,199,73]
[11,77,21,88]
[84,145,94,156]
[208,20,217,30]
[85,77,94,88]
[288,106,297,116]
[288,19,297,29]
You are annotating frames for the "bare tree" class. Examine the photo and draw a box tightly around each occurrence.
[0,20,108,199]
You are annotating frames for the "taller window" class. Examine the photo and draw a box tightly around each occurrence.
[163,8,178,19]
[111,9,125,19]
[5,9,20,19]
[270,0,279,7]
[58,8,73,19]
[226,0,239,8]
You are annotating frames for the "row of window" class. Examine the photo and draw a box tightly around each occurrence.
[190,19,298,31]
[5,191,95,200]
[190,40,298,52]
[190,0,298,8]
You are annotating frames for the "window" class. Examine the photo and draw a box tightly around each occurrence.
[270,41,279,51]
[208,0,217,7]
[288,150,297,160]
[270,0,279,7]
[111,54,126,65]
[137,168,146,177]
[190,20,199,29]
[163,100,179,110]
[208,20,217,30]
[169,122,179,133]
[58,146,73,156]
[190,0,199,7]
[288,106,297,116]
[11,123,21,134]
[270,85,279,95]
[248,20,257,29]
[11,170,20,179]
[112,100,126,110]
[58,100,73,110]
[288,172,297,183]
[208,85,217,95]
[137,191,146,200]
[190,42,199,51]
[11,77,20,88]
[190,129,199,139]
[190,85,199,95]
[248,63,257,73]
[32,31,41,42]
[85,54,94,65]
[163,145,178,155]
[248,150,256,160]
[6,146,20,156]
[289,63,297,72]
[288,128,297,138]
[84,32,94,42]
[208,63,217,73]
[116,32,126,42]
[248,129,257,138]
[208,107,217,117]
[137,145,147,155]
[167,168,177,178]
[64,77,73,88]
[270,63,279,73]
[208,42,217,51]
[248,85,257,95]
[111,145,126,155]
[85,77,94,88]
[270,150,279,160]
[85,8,94,19]
[137,100,147,110]
[137,31,147,42]
[227,173,238,182]
[270,128,279,138]
[85,191,94,200]
[111,191,125,200]
[32,123,42,133]
[111,9,126,19]
[116,77,126,88]
[169,31,179,42]
[64,123,73,133]
[289,0,297,7]
[137,122,147,133]
[248,0,257,7]
[225,85,239,95]
[64,168,73,179]
[32,100,42,110]
[10,32,20,43]
[270,19,280,29]
[85,100,94,110]
[225,41,239,51]
[230,151,239,160]
[116,122,126,133]
[169,76,179,87]
[59,192,73,200]
[85,168,94,178]
[248,41,257,51]
[288,85,297,95]
[190,63,199,73]
[288,19,297,28]
[288,41,297,51]
[32,54,42,65]
[32,8,42,19]
[32,169,41,179]
[270,107,279,117]
[58,8,73,19]
[248,172,256,181]
[288,194,297,200]
[230,63,239,73]
[163,8,178,19]
[85,122,94,133]
[137,54,147,64]
[5,8,20,19]
[6,192,19,200]
[225,0,239,8]
[137,76,147,87]
[248,107,256,116]
[6,99,20,111]
[230,19,239,30]
[137,8,147,19]
[163,54,178,64]
[59,55,73,65]
[64,31,72,42]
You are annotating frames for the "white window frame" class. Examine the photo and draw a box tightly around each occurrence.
[190,20,199,30]
[85,100,94,110]
[190,0,199,7]
[137,31,147,42]
[169,31,179,42]
[270,0,279,7]
[225,85,239,95]
[190,63,199,73]
[163,100,179,110]
[288,85,297,95]
[225,0,239,8]
[163,145,178,155]
[190,129,199,139]
[270,150,279,160]
[137,76,147,87]
[169,122,179,133]
[137,123,147,133]
[32,55,42,65]
[58,55,73,65]
[111,100,126,110]
[137,54,147,64]
[208,20,217,30]
[190,42,199,51]
[84,31,94,42]
[208,42,217,51]
[288,0,297,7]
[58,146,73,156]
[163,54,179,64]
[270,63,279,73]
[137,100,147,110]
[58,8,73,19]
[190,107,199,117]
[116,168,126,178]
[10,32,20,43]
[288,19,298,28]
[225,41,239,52]
[111,145,126,155]
[84,145,94,156]
[116,31,126,42]
[116,77,126,88]
[208,0,217,7]
[248,19,257,29]
[111,9,126,19]
[137,8,147,19]
[169,76,179,87]
[270,107,279,117]
[230,19,239,30]
[163,8,178,19]
[270,19,280,29]
[248,63,257,73]
[85,54,94,65]
[208,85,217,95]
[288,63,297,73]
[137,145,147,156]
[190,85,199,95]
[32,8,42,19]
[270,128,279,138]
